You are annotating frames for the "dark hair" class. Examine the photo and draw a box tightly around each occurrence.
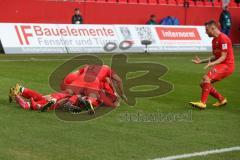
[204,20,217,27]
[150,14,156,18]
[75,8,80,11]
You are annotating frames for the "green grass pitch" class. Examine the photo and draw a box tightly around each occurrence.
[0,49,239,160]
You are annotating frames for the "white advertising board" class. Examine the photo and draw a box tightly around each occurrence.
[0,23,212,54]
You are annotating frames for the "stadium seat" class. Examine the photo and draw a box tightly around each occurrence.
[96,0,106,2]
[195,0,204,6]
[138,0,148,4]
[204,1,214,6]
[159,0,167,5]
[86,0,96,2]
[107,0,117,2]
[118,0,128,3]
[167,0,177,5]
[148,0,158,4]
[73,0,85,2]
[213,1,221,7]
[128,0,138,3]
[176,0,184,6]
[188,0,195,6]
[229,1,240,7]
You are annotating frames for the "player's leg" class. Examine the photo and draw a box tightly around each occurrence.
[31,99,49,110]
[82,89,101,114]
[209,86,224,101]
[21,88,45,101]
[190,64,233,109]
[64,94,96,114]
[62,95,83,112]
[9,83,44,103]
[189,74,211,109]
[100,91,119,107]
[208,64,233,107]
[49,98,69,111]
[200,75,212,104]
[11,84,46,102]
[41,92,70,112]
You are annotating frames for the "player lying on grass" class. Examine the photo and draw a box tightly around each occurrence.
[190,20,235,109]
[43,64,123,112]
[62,64,126,108]
[8,83,95,114]
[8,64,124,114]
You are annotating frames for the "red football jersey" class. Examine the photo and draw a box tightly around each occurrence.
[83,65,114,82]
[212,33,235,67]
[61,71,79,90]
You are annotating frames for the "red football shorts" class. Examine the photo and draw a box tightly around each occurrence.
[207,64,234,82]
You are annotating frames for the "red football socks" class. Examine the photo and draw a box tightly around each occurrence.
[200,83,211,104]
[209,87,224,102]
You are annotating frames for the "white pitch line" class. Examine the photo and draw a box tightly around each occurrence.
[153,146,240,160]
[0,58,70,62]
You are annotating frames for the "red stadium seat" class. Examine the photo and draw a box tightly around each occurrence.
[213,1,221,7]
[118,0,128,3]
[195,0,204,6]
[128,0,138,3]
[188,0,195,6]
[176,0,184,6]
[107,0,117,2]
[229,1,239,7]
[204,1,214,6]
[96,0,106,2]
[159,0,167,5]
[138,0,148,3]
[148,0,158,4]
[167,0,177,5]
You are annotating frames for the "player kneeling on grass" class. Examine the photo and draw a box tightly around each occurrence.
[190,20,235,109]
[8,83,95,114]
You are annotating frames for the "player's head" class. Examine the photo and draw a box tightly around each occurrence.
[150,14,156,21]
[204,20,220,37]
[74,8,80,15]
[223,6,228,11]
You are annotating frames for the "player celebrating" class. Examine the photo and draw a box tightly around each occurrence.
[190,20,235,109]
[62,64,125,107]
[9,83,95,114]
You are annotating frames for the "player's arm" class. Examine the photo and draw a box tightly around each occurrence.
[204,51,227,69]
[112,74,127,101]
[105,77,118,96]
[204,39,228,69]
[192,56,215,64]
[107,67,127,101]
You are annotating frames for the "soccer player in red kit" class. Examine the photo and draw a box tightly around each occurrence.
[9,83,95,114]
[9,83,71,111]
[62,64,124,107]
[190,20,235,109]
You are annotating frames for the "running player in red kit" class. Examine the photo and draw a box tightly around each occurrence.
[190,20,235,109]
